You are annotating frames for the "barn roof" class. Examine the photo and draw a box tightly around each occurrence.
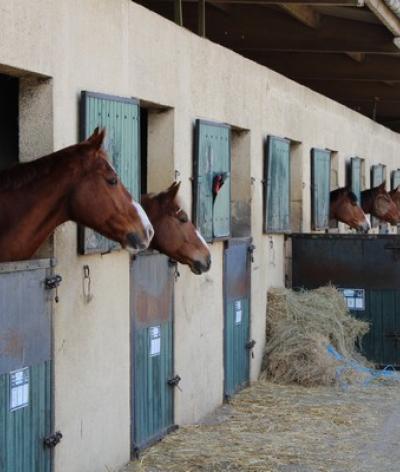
[135,0,400,133]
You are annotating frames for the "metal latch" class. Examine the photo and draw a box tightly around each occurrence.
[168,259,180,281]
[43,431,63,448]
[167,375,182,389]
[45,274,62,303]
[385,331,400,340]
[246,339,256,358]
[248,244,256,263]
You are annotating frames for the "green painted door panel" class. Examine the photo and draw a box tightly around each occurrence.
[224,298,250,397]
[194,120,231,241]
[79,91,141,255]
[0,260,53,472]
[0,362,52,472]
[224,240,251,399]
[264,136,290,233]
[131,253,174,451]
[311,149,331,230]
[350,157,362,203]
[353,290,400,366]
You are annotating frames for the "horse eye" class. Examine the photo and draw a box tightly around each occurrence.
[178,213,189,223]
[107,177,118,186]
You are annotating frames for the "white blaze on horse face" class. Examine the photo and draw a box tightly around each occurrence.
[195,229,209,251]
[132,200,154,244]
[364,214,371,231]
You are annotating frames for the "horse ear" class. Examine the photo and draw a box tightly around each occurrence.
[166,181,181,202]
[378,181,386,191]
[396,185,400,193]
[87,127,106,150]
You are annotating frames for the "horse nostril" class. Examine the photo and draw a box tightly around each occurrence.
[127,232,148,250]
[206,255,211,269]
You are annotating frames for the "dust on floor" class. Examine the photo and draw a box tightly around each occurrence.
[121,380,400,472]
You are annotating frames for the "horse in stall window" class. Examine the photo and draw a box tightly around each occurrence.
[361,182,400,226]
[141,182,211,274]
[0,128,154,263]
[330,187,370,233]
[389,186,400,215]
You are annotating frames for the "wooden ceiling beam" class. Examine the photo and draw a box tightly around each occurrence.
[345,51,366,62]
[279,3,320,28]
[302,79,400,100]
[200,5,398,53]
[365,0,400,37]
[244,51,400,81]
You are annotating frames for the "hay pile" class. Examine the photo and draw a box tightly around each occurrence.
[260,285,370,386]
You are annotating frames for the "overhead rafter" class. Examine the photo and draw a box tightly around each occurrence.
[365,0,400,36]
[244,52,400,81]
[302,79,400,100]
[279,3,320,27]
[203,6,398,53]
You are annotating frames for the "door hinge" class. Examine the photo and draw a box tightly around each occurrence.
[167,375,182,388]
[43,431,63,448]
[45,274,62,303]
[246,339,256,358]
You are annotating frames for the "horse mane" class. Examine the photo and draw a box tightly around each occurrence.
[0,143,88,192]
[331,187,358,204]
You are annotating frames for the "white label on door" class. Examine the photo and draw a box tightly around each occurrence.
[149,326,161,357]
[338,288,365,311]
[10,367,29,411]
[235,300,242,324]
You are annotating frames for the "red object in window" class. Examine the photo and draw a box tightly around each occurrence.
[212,173,227,200]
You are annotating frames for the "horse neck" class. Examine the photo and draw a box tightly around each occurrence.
[0,154,81,262]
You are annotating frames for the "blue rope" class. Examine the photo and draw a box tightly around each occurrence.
[326,344,400,387]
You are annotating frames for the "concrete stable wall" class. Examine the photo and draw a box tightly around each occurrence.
[1,1,400,471]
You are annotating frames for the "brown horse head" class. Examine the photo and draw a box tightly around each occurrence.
[389,186,400,215]
[361,182,400,225]
[69,128,154,253]
[141,182,211,274]
[330,187,370,233]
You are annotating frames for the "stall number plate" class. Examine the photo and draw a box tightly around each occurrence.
[339,288,365,311]
[149,326,161,357]
[234,300,242,325]
[10,368,29,411]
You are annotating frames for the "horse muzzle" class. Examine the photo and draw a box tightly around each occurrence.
[126,229,153,253]
[191,255,212,275]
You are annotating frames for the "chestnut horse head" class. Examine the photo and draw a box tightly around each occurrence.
[0,128,154,262]
[330,187,370,233]
[389,186,400,216]
[361,182,400,225]
[70,128,154,252]
[141,182,211,274]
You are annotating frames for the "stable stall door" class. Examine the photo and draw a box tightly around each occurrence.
[0,260,55,472]
[130,253,175,452]
[224,239,254,399]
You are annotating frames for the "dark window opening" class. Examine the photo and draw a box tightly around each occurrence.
[0,74,19,171]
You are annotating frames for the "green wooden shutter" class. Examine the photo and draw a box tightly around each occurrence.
[264,136,291,233]
[311,149,331,230]
[370,164,385,228]
[78,91,140,255]
[391,169,400,190]
[350,157,362,203]
[193,120,231,242]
